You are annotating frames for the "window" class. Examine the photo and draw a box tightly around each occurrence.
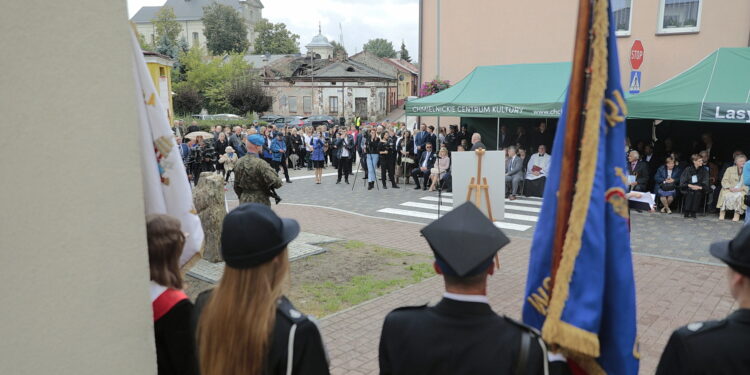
[379,92,386,111]
[303,96,312,113]
[288,96,297,113]
[159,67,166,77]
[329,96,339,114]
[612,0,632,36]
[658,0,702,34]
[192,32,199,46]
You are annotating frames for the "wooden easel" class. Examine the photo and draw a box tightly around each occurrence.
[465,149,494,221]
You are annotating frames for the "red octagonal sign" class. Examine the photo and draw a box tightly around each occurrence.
[630,40,644,70]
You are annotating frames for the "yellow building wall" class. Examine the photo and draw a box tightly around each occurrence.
[145,61,173,124]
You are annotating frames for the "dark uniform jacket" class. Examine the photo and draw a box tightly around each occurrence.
[628,160,650,192]
[679,165,710,193]
[656,309,750,375]
[193,291,330,375]
[379,298,551,375]
[155,299,198,375]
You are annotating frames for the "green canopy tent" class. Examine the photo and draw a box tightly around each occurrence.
[406,62,570,149]
[627,47,750,124]
[407,62,571,118]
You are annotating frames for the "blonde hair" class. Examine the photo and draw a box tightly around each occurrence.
[197,250,289,375]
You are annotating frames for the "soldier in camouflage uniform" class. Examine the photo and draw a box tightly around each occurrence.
[234,134,282,206]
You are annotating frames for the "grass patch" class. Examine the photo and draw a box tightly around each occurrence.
[288,241,435,317]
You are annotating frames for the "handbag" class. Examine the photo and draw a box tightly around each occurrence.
[660,182,676,191]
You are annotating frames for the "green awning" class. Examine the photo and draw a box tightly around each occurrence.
[406,62,571,118]
[627,48,750,123]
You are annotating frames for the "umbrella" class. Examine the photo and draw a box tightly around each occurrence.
[184,131,214,140]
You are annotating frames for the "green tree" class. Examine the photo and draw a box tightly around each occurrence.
[225,77,272,116]
[363,38,396,58]
[253,19,300,54]
[202,3,250,55]
[331,40,347,59]
[399,40,412,62]
[173,84,204,115]
[153,7,182,46]
[181,48,252,113]
[156,34,188,60]
[136,31,153,51]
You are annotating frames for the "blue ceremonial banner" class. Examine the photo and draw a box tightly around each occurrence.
[522,0,638,374]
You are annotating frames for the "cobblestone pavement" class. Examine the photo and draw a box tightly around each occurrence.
[270,204,738,375]
[630,210,745,264]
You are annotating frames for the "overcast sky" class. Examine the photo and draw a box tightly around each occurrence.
[127,0,419,60]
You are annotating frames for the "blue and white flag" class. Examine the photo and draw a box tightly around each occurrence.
[522,1,638,373]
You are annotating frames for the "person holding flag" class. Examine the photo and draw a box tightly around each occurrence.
[522,0,638,374]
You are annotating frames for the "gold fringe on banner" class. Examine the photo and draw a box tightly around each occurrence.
[541,0,611,373]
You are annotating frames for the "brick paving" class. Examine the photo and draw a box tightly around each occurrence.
[270,204,737,375]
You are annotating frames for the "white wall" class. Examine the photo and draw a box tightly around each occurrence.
[0,1,156,374]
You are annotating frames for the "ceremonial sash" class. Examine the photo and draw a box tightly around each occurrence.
[152,288,188,322]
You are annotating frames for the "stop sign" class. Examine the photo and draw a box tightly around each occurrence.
[630,40,644,70]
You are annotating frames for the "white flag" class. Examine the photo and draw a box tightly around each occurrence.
[131,32,204,266]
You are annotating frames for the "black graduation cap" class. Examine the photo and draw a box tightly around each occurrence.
[420,202,511,277]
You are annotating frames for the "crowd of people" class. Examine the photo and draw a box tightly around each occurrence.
[626,132,749,223]
[176,120,749,224]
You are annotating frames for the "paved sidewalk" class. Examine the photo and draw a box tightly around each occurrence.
[271,204,737,375]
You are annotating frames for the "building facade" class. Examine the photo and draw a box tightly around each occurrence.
[350,51,419,112]
[131,0,263,51]
[419,0,750,98]
[262,56,397,120]
[385,58,419,107]
[143,52,175,124]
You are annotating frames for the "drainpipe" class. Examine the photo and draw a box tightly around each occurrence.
[436,0,441,135]
[417,0,424,129]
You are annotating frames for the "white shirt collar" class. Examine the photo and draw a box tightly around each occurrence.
[443,292,489,304]
[149,281,167,302]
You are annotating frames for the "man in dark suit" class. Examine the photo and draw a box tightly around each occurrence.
[470,133,486,151]
[656,225,750,374]
[425,126,437,150]
[498,125,511,149]
[335,131,355,184]
[414,124,428,161]
[379,203,567,375]
[411,143,436,190]
[356,127,368,179]
[627,150,650,192]
[530,122,554,152]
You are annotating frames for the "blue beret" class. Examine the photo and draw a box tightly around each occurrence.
[247,134,264,146]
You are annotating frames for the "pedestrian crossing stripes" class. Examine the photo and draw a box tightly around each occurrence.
[400,202,453,211]
[377,196,543,233]
[420,196,454,203]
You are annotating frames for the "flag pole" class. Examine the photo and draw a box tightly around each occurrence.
[549,0,593,289]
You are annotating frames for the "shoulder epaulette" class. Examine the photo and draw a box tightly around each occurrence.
[677,319,727,336]
[277,296,309,324]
